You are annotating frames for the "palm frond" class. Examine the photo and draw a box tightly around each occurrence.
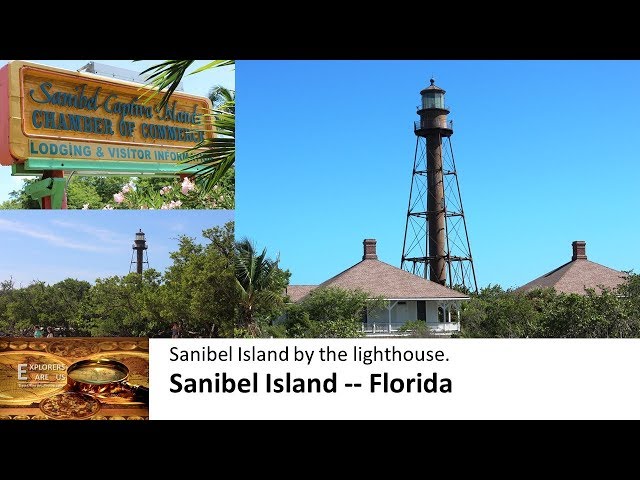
[179,107,235,192]
[208,86,235,112]
[190,60,234,75]
[136,60,194,110]
[136,60,236,194]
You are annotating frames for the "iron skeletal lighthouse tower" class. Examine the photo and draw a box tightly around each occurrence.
[130,229,149,274]
[401,79,478,293]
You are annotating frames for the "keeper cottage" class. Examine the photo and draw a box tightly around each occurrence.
[286,239,469,335]
[516,241,628,295]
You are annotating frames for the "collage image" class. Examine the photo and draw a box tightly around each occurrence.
[0,60,235,419]
[2,59,640,420]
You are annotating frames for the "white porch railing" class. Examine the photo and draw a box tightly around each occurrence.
[361,322,460,334]
[361,322,406,334]
[430,322,460,332]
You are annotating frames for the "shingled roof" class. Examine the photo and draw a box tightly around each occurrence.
[286,285,316,303]
[516,241,628,295]
[286,239,469,303]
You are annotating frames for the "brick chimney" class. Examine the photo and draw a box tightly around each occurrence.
[363,239,378,260]
[572,240,587,261]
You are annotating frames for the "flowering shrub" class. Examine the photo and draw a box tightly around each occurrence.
[181,177,196,195]
[1,170,234,210]
[87,175,232,210]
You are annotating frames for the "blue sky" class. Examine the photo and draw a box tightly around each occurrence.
[235,60,640,290]
[0,210,234,286]
[0,59,235,202]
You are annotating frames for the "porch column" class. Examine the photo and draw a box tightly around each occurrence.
[387,301,397,333]
[454,301,462,332]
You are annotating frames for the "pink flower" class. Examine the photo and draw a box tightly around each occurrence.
[122,185,131,194]
[168,200,182,209]
[160,186,172,196]
[160,203,169,210]
[181,177,195,195]
[82,204,90,210]
[113,192,125,203]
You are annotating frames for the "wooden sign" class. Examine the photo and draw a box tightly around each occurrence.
[0,61,213,172]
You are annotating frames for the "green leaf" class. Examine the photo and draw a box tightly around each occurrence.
[190,60,235,75]
[136,60,236,195]
[137,60,194,109]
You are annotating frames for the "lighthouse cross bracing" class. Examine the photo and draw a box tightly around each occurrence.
[401,79,477,293]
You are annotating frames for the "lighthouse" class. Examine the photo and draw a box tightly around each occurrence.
[130,229,149,274]
[401,79,477,292]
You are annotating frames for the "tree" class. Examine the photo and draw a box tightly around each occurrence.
[139,60,235,193]
[461,285,548,338]
[0,278,91,336]
[46,279,92,335]
[0,178,40,209]
[65,179,103,209]
[234,238,290,336]
[460,279,640,339]
[0,279,16,335]
[162,222,238,337]
[284,287,385,338]
[209,85,235,113]
[77,176,131,203]
[79,270,164,337]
